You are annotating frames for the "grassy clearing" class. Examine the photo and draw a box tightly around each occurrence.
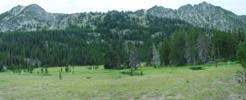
[0,62,246,100]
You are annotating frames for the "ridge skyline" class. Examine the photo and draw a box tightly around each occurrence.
[0,0,245,15]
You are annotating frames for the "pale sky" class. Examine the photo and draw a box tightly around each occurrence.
[0,0,245,15]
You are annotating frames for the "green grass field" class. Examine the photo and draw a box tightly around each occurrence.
[0,62,246,100]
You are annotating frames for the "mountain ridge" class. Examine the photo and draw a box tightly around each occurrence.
[0,2,245,32]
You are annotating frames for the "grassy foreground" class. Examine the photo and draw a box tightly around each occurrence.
[0,63,246,100]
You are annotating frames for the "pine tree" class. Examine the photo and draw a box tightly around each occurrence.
[169,29,186,66]
[160,38,170,65]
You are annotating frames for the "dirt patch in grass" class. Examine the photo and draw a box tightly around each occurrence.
[129,94,185,100]
[0,90,3,100]
[229,94,246,100]
[164,94,185,99]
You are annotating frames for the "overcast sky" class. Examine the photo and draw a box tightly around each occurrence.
[0,0,245,15]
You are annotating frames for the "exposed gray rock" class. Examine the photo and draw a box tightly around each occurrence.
[0,2,245,32]
[147,2,246,31]
[0,4,103,32]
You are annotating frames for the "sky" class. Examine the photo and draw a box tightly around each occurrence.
[0,0,245,15]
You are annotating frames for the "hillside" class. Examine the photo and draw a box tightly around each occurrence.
[0,1,245,70]
[0,2,246,32]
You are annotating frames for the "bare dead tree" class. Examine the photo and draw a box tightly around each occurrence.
[151,44,160,67]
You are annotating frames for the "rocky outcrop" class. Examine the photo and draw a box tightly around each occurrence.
[0,2,245,32]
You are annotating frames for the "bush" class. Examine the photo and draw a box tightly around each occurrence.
[190,66,204,70]
[40,68,43,73]
[65,66,69,72]
[237,43,246,68]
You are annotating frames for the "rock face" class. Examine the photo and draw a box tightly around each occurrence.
[147,2,246,31]
[0,4,103,32]
[0,2,245,32]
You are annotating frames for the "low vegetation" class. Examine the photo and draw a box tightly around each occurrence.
[0,62,245,100]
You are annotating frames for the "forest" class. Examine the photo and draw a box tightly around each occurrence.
[0,11,246,72]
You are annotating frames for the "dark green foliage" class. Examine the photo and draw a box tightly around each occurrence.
[100,11,132,29]
[190,66,204,70]
[86,76,91,79]
[237,42,246,68]
[0,10,244,71]
[0,11,194,70]
[0,29,106,70]
[104,39,127,69]
[0,53,4,72]
[160,38,170,65]
[65,66,69,72]
[121,68,143,76]
[169,29,186,66]
[0,66,3,72]
[212,31,237,60]
[236,42,246,83]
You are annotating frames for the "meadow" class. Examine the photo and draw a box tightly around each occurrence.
[0,62,245,100]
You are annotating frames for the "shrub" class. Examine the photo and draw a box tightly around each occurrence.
[65,66,69,72]
[190,66,204,70]
[41,68,44,73]
[237,43,246,68]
